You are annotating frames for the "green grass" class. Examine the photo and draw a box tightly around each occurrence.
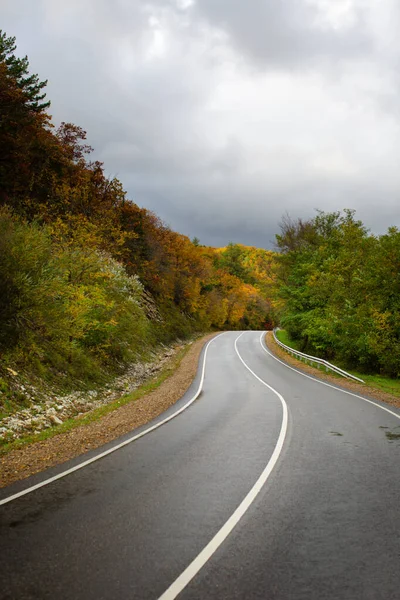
[275,329,303,351]
[348,371,400,397]
[0,339,197,456]
[0,389,32,420]
[274,329,400,399]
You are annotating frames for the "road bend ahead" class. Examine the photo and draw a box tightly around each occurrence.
[0,331,399,599]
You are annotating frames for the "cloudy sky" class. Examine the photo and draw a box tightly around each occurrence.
[2,0,400,248]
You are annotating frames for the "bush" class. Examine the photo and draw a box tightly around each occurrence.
[0,208,152,387]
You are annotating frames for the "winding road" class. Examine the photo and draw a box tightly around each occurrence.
[1,331,399,599]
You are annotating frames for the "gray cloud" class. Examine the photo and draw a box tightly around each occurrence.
[1,0,400,249]
[194,0,372,68]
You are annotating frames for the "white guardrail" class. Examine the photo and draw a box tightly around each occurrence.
[272,328,365,384]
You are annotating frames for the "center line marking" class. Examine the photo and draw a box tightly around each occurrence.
[157,331,289,600]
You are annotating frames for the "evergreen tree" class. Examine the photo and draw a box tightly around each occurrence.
[0,30,50,112]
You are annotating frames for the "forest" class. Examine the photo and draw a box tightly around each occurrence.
[1,27,400,420]
[0,31,276,395]
[276,210,400,377]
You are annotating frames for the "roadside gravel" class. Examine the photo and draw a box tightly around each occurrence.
[0,333,216,488]
[1,344,186,441]
[265,332,400,410]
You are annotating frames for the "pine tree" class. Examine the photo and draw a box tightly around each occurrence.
[0,30,50,112]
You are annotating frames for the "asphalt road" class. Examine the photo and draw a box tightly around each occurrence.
[1,331,399,600]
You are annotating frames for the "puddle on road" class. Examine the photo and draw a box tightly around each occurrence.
[385,431,400,441]
[380,425,400,444]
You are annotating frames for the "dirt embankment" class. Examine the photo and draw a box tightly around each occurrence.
[0,333,216,489]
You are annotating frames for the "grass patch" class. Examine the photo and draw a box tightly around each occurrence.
[347,371,400,397]
[0,391,32,420]
[275,329,303,351]
[0,339,196,456]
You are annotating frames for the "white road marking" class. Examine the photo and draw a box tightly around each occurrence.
[157,331,289,600]
[0,333,225,506]
[260,332,400,420]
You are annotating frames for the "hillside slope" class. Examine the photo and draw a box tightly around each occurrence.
[0,31,277,439]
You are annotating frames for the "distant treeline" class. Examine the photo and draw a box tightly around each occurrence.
[0,31,275,388]
[276,210,400,377]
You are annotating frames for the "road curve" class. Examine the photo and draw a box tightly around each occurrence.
[0,331,399,599]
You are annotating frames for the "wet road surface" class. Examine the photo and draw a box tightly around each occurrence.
[1,331,399,599]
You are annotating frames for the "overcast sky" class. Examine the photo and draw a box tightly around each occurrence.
[2,0,400,248]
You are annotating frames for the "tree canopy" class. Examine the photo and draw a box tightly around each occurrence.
[275,209,400,376]
[0,30,50,113]
[0,31,277,391]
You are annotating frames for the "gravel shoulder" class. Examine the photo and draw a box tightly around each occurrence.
[0,333,216,489]
[265,331,400,410]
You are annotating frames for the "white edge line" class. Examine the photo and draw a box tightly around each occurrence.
[260,332,400,420]
[0,333,226,507]
[157,331,289,600]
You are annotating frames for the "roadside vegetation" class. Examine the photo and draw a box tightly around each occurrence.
[275,210,400,378]
[0,30,277,423]
[275,325,400,400]
[2,27,400,440]
[274,329,302,352]
[0,341,192,455]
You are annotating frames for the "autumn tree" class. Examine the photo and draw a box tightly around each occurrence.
[0,29,278,400]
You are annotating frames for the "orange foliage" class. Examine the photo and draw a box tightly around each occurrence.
[0,34,277,332]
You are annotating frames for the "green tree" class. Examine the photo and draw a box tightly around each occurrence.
[0,30,50,112]
[218,243,248,280]
[275,209,400,376]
